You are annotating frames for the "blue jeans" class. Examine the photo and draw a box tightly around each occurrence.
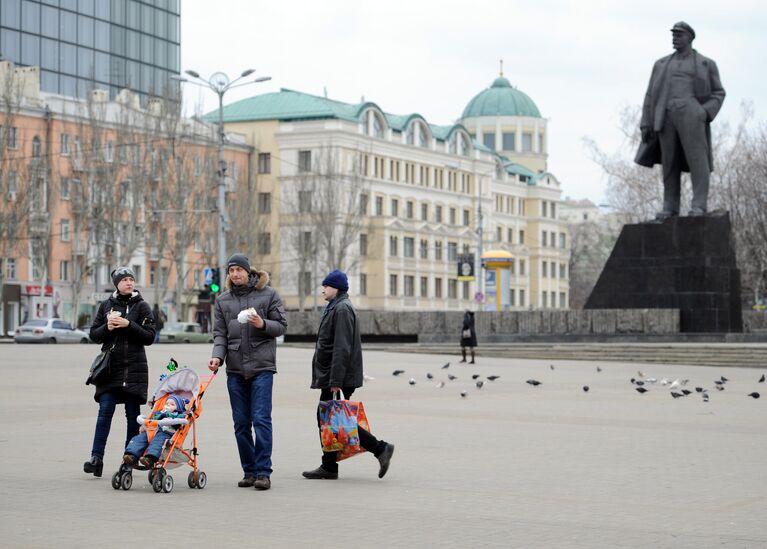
[125,429,173,460]
[226,371,274,477]
[90,391,142,459]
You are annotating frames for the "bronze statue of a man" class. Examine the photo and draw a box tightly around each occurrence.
[636,22,726,219]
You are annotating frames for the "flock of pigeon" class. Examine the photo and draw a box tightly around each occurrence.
[389,361,765,400]
[628,370,763,401]
[391,362,500,398]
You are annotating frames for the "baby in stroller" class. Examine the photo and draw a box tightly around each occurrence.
[112,365,215,493]
[123,393,189,468]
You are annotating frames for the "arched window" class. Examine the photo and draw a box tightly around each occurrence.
[458,132,470,156]
[363,109,385,138]
[450,131,471,157]
[32,136,41,158]
[407,120,430,148]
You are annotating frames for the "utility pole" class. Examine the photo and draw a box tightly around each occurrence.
[172,69,271,296]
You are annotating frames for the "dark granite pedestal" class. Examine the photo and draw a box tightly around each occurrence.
[584,211,742,332]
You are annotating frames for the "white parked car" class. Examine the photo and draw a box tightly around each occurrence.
[14,319,91,344]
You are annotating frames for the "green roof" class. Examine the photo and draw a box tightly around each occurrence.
[204,88,364,123]
[205,88,475,144]
[461,76,541,119]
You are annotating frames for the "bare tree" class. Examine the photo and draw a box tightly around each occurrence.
[281,146,371,309]
[0,64,33,326]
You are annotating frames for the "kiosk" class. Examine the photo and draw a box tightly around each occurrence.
[481,250,514,311]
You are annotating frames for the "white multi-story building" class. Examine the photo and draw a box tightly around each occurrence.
[215,72,570,310]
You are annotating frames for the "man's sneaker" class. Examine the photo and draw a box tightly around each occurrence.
[83,455,103,477]
[301,466,338,480]
[253,476,271,490]
[122,454,136,466]
[377,443,395,479]
[238,475,256,488]
[139,455,156,469]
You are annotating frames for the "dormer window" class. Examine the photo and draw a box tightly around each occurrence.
[363,109,385,138]
[449,131,471,157]
[407,120,430,148]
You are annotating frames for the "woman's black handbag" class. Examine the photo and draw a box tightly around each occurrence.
[86,343,115,385]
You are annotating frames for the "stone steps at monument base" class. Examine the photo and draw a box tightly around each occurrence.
[361,344,767,368]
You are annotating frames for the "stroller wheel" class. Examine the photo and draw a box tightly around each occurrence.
[162,474,174,493]
[111,472,121,490]
[120,472,133,490]
[152,471,163,493]
[148,470,156,484]
[196,472,207,489]
[187,471,196,489]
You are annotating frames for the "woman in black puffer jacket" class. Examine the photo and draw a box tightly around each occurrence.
[83,267,155,477]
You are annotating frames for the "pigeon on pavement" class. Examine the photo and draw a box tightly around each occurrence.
[392,370,405,376]
[526,379,542,386]
[426,373,434,380]
[583,385,589,392]
[408,378,416,386]
[487,376,500,381]
[448,374,457,381]
[441,362,451,369]
[759,374,765,383]
[748,392,760,399]
[635,387,648,394]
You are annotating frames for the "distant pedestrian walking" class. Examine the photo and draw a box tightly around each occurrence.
[152,304,165,344]
[460,310,477,364]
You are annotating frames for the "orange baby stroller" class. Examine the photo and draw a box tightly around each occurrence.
[111,364,216,493]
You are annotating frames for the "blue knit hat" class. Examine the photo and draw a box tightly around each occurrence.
[166,394,188,413]
[322,270,349,292]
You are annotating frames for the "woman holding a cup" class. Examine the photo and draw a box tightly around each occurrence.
[84,267,155,477]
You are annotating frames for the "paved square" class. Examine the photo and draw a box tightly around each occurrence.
[1,344,765,548]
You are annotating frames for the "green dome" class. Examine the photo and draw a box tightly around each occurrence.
[461,76,541,119]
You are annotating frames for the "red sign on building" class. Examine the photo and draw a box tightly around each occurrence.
[25,285,54,296]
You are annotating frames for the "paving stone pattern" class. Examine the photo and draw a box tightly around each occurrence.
[1,344,765,548]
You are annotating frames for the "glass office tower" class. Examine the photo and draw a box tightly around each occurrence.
[0,0,180,104]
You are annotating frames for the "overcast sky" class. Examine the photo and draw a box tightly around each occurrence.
[181,0,766,203]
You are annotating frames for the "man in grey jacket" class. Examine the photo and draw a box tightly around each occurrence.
[208,253,287,491]
[302,269,394,480]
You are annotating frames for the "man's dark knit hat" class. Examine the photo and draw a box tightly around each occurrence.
[322,270,348,292]
[227,253,251,272]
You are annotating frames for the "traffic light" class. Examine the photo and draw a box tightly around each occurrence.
[210,268,221,293]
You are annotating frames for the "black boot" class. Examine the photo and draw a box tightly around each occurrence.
[460,348,467,363]
[470,350,475,364]
[83,455,103,477]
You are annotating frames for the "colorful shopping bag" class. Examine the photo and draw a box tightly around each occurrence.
[318,397,371,461]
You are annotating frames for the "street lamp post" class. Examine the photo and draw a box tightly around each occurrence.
[172,69,271,291]
[475,161,514,307]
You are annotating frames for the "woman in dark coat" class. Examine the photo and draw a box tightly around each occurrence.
[83,267,155,477]
[460,310,477,364]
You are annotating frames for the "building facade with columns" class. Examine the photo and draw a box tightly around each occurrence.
[214,72,570,311]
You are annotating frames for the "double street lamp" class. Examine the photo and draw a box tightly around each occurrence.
[172,69,271,290]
